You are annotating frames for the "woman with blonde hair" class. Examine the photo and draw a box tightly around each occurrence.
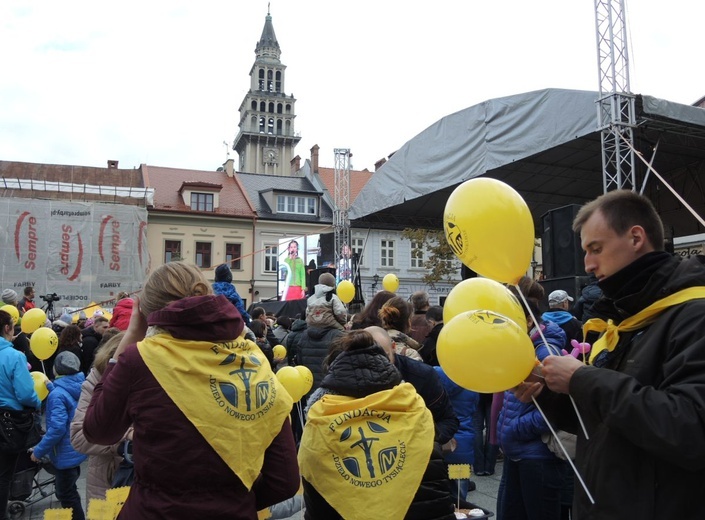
[70,332,128,503]
[83,261,299,519]
[379,296,423,361]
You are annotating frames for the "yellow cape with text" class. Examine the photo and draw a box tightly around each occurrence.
[298,383,433,520]
[137,333,293,490]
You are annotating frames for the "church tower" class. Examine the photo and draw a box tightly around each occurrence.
[233,10,301,175]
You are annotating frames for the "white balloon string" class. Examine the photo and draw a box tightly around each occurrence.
[297,400,305,432]
[41,359,46,375]
[532,396,595,505]
[513,285,589,440]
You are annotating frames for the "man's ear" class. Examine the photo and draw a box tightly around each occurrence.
[630,225,650,251]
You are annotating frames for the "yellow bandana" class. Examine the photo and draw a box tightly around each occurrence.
[137,333,293,490]
[298,383,433,519]
[584,286,705,364]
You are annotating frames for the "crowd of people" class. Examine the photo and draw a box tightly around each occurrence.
[0,189,704,519]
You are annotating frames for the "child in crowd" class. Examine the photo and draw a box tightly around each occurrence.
[31,351,88,520]
[305,273,346,330]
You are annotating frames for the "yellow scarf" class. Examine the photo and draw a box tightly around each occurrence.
[298,383,433,520]
[585,287,705,364]
[137,333,293,490]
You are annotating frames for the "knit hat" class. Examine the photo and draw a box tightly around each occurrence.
[53,312,73,328]
[1,289,18,305]
[215,264,233,283]
[53,351,81,376]
[78,311,87,320]
[319,272,336,288]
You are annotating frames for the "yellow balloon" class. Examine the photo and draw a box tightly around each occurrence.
[443,278,527,332]
[21,308,47,334]
[438,310,535,393]
[0,304,19,325]
[336,280,355,304]
[444,178,534,284]
[382,274,399,293]
[276,366,306,402]
[31,371,49,401]
[30,327,58,361]
[272,344,287,362]
[295,365,314,395]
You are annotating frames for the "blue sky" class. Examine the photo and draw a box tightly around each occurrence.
[1,0,702,174]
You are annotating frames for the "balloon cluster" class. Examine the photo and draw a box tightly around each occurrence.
[276,365,314,402]
[439,178,537,393]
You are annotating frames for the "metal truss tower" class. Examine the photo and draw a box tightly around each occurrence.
[595,0,637,192]
[333,148,351,274]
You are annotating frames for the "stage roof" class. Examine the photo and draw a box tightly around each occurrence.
[350,88,705,238]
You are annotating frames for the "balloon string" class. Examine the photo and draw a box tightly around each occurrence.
[532,396,595,504]
[514,285,589,440]
[297,400,305,432]
[41,359,46,375]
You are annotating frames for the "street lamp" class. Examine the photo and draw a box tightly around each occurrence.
[371,273,380,290]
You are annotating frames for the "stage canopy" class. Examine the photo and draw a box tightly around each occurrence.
[350,88,705,238]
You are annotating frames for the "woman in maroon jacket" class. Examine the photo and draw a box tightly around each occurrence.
[83,262,299,519]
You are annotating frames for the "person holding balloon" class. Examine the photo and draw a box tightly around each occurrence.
[83,261,299,519]
[0,308,41,520]
[495,279,567,520]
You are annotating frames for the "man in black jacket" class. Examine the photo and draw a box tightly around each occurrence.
[519,190,705,519]
[80,316,109,374]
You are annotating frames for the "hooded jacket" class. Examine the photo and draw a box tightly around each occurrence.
[213,264,251,324]
[301,345,455,520]
[83,295,299,519]
[0,337,40,411]
[539,253,705,519]
[305,283,346,330]
[541,309,583,343]
[33,372,88,470]
[497,320,565,461]
[109,298,133,331]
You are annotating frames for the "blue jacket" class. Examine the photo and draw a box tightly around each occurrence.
[33,372,87,469]
[0,337,40,411]
[497,321,566,461]
[212,281,251,324]
[434,366,478,464]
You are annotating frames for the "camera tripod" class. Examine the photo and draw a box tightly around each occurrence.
[41,300,57,323]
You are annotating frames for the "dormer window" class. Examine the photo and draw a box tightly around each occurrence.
[277,195,316,215]
[191,193,214,212]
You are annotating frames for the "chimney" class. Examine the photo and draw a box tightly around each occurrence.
[374,158,387,171]
[107,160,119,169]
[223,158,235,177]
[291,155,301,174]
[311,144,319,174]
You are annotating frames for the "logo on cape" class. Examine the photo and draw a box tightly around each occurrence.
[331,418,407,488]
[209,341,277,421]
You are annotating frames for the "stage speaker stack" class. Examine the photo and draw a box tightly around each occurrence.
[541,204,585,280]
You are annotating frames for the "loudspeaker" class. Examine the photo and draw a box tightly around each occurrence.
[541,205,585,279]
[317,233,335,268]
[307,267,336,297]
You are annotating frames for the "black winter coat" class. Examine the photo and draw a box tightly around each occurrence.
[288,324,344,392]
[540,254,705,520]
[303,345,455,520]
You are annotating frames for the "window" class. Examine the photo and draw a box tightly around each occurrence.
[276,195,317,215]
[190,193,214,212]
[410,240,426,268]
[381,239,395,267]
[264,244,278,273]
[225,243,242,270]
[195,242,212,268]
[351,237,364,266]
[164,240,181,263]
